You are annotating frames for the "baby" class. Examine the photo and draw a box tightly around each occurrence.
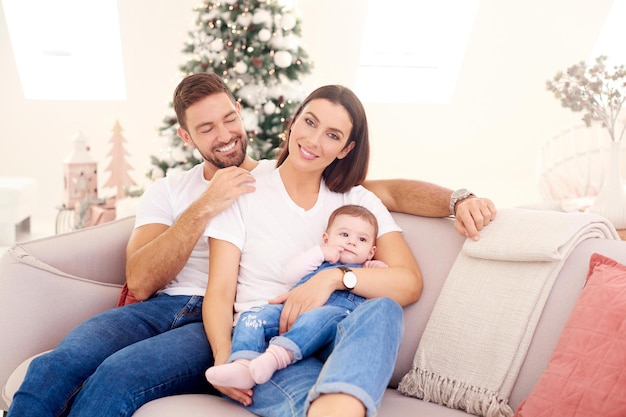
[205,204,387,388]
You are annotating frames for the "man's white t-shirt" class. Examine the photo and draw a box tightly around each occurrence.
[205,168,402,315]
[134,159,276,296]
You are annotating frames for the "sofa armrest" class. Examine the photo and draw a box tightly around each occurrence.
[0,216,135,409]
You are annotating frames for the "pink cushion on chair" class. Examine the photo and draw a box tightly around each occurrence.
[514,252,626,417]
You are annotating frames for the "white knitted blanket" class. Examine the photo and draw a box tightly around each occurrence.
[398,208,618,417]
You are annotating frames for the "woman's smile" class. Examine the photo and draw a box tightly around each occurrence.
[298,144,318,160]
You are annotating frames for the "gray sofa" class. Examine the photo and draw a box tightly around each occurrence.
[1,212,624,416]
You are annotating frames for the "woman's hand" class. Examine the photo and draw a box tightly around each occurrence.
[211,351,254,406]
[270,268,339,333]
[214,385,254,407]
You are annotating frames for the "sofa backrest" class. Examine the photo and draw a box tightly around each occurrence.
[388,212,464,388]
[14,215,136,284]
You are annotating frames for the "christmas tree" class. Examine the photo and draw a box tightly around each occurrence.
[103,120,138,199]
[148,0,312,180]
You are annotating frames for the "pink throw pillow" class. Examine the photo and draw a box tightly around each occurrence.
[514,252,626,417]
[116,282,139,307]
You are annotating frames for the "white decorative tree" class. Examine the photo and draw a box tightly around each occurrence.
[148,0,312,179]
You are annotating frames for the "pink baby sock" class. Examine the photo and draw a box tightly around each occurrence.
[205,359,255,389]
[248,344,294,385]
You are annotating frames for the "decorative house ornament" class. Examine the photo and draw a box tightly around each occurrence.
[62,131,98,208]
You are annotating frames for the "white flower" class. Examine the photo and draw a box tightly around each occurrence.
[171,146,189,162]
[241,107,260,132]
[258,28,272,42]
[150,168,164,180]
[252,9,272,26]
[283,34,299,50]
[263,100,277,115]
[270,33,286,49]
[166,166,184,177]
[273,50,293,68]
[266,85,282,99]
[238,85,261,106]
[210,38,224,52]
[234,61,248,74]
[236,13,253,27]
[192,148,203,161]
[281,13,297,30]
[201,12,216,22]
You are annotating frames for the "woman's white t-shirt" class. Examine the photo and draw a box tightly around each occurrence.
[205,168,402,315]
[134,160,276,296]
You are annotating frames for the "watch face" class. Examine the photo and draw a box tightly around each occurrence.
[450,189,473,215]
[452,188,469,199]
[343,271,357,289]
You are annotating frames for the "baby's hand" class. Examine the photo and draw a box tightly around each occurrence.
[321,245,344,264]
[364,260,388,268]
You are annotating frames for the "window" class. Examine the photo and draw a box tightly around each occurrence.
[355,0,480,104]
[2,0,126,100]
[591,0,626,66]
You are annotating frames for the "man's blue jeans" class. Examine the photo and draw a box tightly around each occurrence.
[242,297,403,417]
[9,295,402,417]
[7,294,214,417]
[231,290,365,362]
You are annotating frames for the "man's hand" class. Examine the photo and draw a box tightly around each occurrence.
[196,166,256,218]
[125,166,256,300]
[453,197,497,241]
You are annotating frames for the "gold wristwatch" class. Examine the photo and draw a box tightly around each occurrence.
[338,266,357,290]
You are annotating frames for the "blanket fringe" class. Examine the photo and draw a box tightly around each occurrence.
[398,368,514,417]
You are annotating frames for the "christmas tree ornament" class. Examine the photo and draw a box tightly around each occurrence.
[273,50,292,68]
[258,28,272,42]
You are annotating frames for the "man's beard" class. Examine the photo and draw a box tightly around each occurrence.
[199,136,247,169]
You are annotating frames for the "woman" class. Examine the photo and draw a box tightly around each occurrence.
[203,85,422,417]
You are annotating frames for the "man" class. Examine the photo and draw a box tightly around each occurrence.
[7,73,496,417]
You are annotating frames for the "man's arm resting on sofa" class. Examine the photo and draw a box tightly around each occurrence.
[362,179,497,240]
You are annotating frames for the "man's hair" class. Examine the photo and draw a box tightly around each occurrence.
[276,85,370,193]
[326,204,379,239]
[173,73,237,131]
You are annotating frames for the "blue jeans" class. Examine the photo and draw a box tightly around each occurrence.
[7,294,215,417]
[240,297,403,417]
[232,290,365,362]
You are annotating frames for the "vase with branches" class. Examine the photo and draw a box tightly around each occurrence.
[547,55,626,142]
[547,55,626,228]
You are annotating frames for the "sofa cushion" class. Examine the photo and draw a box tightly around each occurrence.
[514,252,626,417]
[2,351,46,408]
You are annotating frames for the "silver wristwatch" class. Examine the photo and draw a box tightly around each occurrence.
[449,188,474,216]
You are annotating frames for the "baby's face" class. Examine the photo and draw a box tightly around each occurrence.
[324,214,377,264]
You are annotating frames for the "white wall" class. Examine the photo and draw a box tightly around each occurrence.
[0,0,615,227]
